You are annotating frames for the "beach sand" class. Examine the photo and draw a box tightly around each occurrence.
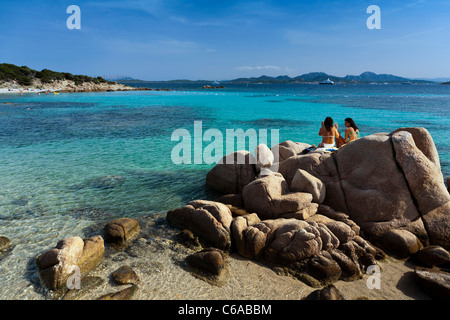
[68,214,431,301]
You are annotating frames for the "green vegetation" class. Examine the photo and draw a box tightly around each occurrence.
[0,63,115,86]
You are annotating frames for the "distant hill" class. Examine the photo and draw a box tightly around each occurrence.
[225,71,433,84]
[118,71,437,85]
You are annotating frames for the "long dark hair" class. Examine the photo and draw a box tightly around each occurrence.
[345,118,359,131]
[324,117,333,131]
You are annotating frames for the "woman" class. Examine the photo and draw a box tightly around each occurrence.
[318,117,340,148]
[341,118,360,145]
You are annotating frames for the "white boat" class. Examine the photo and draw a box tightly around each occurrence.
[320,78,334,85]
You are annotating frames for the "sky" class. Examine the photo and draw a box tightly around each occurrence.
[0,0,449,80]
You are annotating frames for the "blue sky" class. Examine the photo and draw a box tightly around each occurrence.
[0,0,449,80]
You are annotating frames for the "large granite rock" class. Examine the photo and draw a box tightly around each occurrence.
[167,200,233,250]
[206,151,256,194]
[36,236,104,290]
[242,173,318,220]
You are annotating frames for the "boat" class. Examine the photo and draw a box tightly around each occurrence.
[320,78,334,85]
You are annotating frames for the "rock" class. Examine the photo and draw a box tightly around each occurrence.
[271,140,310,162]
[290,169,326,204]
[112,266,140,285]
[333,133,425,241]
[414,268,450,299]
[0,236,11,252]
[186,248,226,276]
[304,284,345,300]
[215,194,244,208]
[98,285,138,300]
[176,230,201,248]
[447,177,449,193]
[231,217,340,265]
[306,251,342,286]
[242,173,318,220]
[36,236,104,290]
[78,236,104,274]
[167,200,233,250]
[421,201,450,250]
[329,249,362,281]
[206,151,256,194]
[381,229,423,259]
[415,246,450,267]
[325,221,355,244]
[103,218,141,246]
[391,129,450,214]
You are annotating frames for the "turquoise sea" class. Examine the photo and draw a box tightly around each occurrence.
[0,83,449,299]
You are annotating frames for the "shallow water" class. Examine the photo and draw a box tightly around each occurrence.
[0,83,449,299]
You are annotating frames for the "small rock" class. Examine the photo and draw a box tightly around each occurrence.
[176,230,201,248]
[414,268,450,299]
[381,229,423,259]
[304,284,345,300]
[415,246,450,267]
[98,285,138,300]
[112,266,140,285]
[0,236,11,252]
[104,218,141,246]
[186,248,225,276]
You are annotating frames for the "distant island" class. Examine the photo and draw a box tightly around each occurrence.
[116,71,440,86]
[0,63,137,93]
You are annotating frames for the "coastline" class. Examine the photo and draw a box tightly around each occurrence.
[0,79,148,95]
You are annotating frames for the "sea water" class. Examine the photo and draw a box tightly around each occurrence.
[0,83,449,299]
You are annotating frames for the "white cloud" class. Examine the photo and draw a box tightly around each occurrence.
[235,66,296,74]
[236,66,282,71]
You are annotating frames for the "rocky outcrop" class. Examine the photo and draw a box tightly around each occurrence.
[36,236,104,290]
[276,128,450,253]
[174,127,449,288]
[230,214,381,286]
[167,200,233,250]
